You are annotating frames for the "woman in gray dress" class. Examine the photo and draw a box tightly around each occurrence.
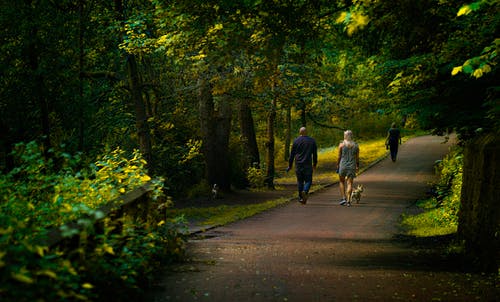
[336,130,360,207]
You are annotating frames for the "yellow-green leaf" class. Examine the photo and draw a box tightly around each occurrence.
[457,5,472,16]
[473,68,483,78]
[12,272,34,284]
[0,226,13,235]
[103,244,115,255]
[336,12,347,23]
[35,245,48,257]
[37,269,57,279]
[451,66,462,76]
[82,283,94,289]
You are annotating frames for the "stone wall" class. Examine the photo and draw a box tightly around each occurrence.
[457,133,499,272]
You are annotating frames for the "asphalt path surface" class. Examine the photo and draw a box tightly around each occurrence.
[146,135,497,302]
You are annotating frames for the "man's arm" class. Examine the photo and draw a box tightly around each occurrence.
[287,142,296,171]
[312,142,318,169]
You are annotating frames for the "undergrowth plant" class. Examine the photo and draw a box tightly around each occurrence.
[0,141,186,301]
[401,146,463,236]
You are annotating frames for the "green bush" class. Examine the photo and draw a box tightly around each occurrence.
[401,146,463,236]
[0,141,186,301]
[187,180,211,199]
[247,165,266,189]
[433,146,463,225]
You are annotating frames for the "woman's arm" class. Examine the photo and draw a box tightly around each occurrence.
[356,147,360,171]
[336,143,343,167]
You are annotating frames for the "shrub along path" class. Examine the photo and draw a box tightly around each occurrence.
[146,135,498,302]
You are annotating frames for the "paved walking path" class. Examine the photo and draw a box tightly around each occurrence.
[146,135,497,302]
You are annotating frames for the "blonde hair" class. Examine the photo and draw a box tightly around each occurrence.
[343,130,355,148]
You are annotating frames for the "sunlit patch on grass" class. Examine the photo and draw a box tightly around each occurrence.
[167,197,291,227]
[401,204,458,237]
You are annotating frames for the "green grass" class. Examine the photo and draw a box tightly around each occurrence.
[401,208,458,237]
[401,198,459,237]
[167,197,291,227]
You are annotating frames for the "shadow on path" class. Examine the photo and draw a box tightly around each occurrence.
[145,135,499,302]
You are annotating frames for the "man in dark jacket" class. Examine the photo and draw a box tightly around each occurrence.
[287,127,318,204]
[385,122,402,162]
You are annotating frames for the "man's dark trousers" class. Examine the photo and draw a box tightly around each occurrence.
[296,164,313,196]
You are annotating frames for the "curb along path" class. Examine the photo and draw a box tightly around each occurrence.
[146,135,498,302]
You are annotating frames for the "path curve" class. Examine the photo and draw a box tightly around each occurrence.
[146,135,497,302]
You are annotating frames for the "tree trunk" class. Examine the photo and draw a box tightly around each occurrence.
[300,104,307,127]
[284,100,291,161]
[27,25,51,153]
[198,77,215,184]
[198,78,233,192]
[77,0,85,151]
[115,0,152,168]
[457,133,499,273]
[238,98,260,168]
[214,96,232,191]
[265,94,277,189]
[127,54,152,168]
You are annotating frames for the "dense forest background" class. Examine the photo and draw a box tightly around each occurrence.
[1,0,497,197]
[0,1,498,300]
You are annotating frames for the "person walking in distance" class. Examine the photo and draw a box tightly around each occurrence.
[385,122,402,162]
[287,127,318,204]
[337,130,359,207]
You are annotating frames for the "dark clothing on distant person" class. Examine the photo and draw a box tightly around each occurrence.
[386,127,401,162]
[288,133,318,203]
[289,136,318,168]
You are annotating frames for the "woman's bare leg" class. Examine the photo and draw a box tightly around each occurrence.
[346,177,354,203]
[339,175,346,200]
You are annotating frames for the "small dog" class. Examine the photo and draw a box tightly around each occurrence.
[211,184,218,200]
[351,184,364,203]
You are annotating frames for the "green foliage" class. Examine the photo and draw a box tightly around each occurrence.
[452,38,498,79]
[433,147,464,224]
[246,165,267,189]
[401,147,463,236]
[0,141,161,229]
[81,217,186,301]
[0,142,186,301]
[186,180,212,199]
[0,211,90,300]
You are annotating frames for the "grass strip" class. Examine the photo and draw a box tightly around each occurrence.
[167,197,291,228]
